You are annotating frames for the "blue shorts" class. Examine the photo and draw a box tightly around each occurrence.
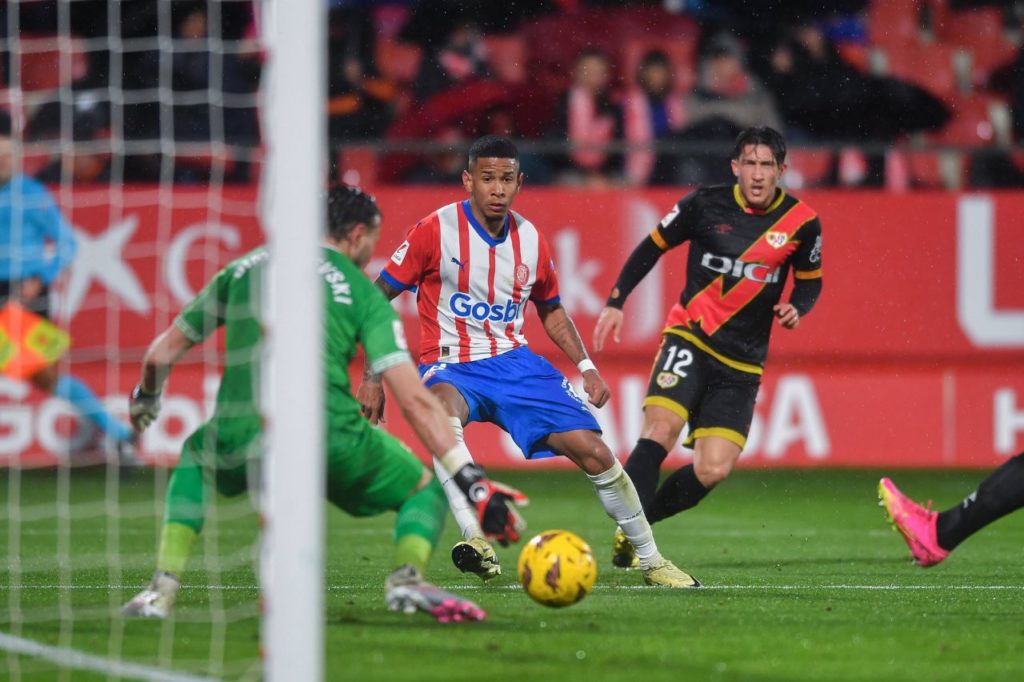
[419,346,601,459]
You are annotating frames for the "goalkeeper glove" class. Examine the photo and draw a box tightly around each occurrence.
[129,385,162,432]
[453,464,528,547]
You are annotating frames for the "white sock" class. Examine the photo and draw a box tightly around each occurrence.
[587,460,663,570]
[433,417,484,540]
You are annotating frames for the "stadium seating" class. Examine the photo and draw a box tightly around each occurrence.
[869,0,921,46]
[784,149,835,189]
[16,34,89,91]
[882,41,960,100]
[928,95,998,146]
[934,4,1004,45]
[375,36,422,85]
[521,7,698,95]
[836,42,871,73]
[338,145,379,186]
[933,5,1017,88]
[905,148,963,189]
[483,35,527,85]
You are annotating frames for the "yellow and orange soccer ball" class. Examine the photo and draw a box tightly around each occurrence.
[517,529,597,608]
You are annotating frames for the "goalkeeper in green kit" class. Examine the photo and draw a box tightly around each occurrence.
[121,186,523,622]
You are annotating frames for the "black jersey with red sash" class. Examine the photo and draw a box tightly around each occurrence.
[654,184,822,372]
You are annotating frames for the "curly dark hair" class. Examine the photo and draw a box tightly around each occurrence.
[326,184,381,240]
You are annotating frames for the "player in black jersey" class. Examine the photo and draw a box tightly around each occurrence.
[593,127,823,568]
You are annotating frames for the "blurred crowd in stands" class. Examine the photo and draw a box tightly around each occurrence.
[4,0,1024,189]
[1,0,261,183]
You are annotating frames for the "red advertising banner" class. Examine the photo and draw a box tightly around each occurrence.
[2,187,1022,469]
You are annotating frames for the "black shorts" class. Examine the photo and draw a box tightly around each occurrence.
[642,332,761,449]
[0,279,51,318]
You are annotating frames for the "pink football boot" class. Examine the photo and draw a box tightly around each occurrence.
[878,478,950,567]
[385,565,487,622]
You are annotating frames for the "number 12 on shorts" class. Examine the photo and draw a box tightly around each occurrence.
[662,344,692,378]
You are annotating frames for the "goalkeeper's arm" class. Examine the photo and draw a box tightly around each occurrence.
[381,362,525,544]
[129,325,196,432]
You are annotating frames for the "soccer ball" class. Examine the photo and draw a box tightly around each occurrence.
[517,529,597,608]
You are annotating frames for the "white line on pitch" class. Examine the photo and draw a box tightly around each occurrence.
[8,584,1024,591]
[0,631,219,682]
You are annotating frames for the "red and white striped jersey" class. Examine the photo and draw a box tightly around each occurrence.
[380,200,560,365]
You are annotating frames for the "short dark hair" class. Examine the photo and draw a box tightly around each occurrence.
[732,126,787,165]
[639,49,670,71]
[0,109,12,137]
[467,134,518,168]
[326,184,381,240]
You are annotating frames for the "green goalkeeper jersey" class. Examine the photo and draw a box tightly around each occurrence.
[174,245,410,463]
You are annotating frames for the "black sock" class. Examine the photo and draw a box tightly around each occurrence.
[623,439,669,514]
[936,452,1024,551]
[648,464,710,524]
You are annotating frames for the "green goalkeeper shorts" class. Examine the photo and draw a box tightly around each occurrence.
[181,418,424,518]
[324,423,425,518]
[180,423,257,500]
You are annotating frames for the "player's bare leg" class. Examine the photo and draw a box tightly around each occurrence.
[427,384,502,581]
[547,429,700,588]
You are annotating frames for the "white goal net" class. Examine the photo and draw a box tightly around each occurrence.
[0,1,322,679]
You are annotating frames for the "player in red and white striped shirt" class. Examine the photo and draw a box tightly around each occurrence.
[359,135,699,588]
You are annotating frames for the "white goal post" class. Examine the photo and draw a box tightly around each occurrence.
[260,0,326,680]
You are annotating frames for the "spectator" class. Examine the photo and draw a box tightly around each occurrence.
[327,8,397,142]
[551,49,622,185]
[170,4,260,182]
[172,4,260,141]
[623,50,687,186]
[0,110,138,465]
[753,22,950,185]
[172,4,216,142]
[684,33,783,134]
[413,19,489,103]
[32,96,113,185]
[674,33,782,185]
[758,24,948,142]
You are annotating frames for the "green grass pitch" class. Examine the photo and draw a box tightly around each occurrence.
[1,467,1022,681]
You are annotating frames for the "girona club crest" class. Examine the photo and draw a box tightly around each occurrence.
[515,263,530,286]
[765,231,788,248]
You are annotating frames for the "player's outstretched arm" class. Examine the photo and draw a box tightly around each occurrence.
[382,362,527,545]
[129,325,195,432]
[595,233,666,352]
[536,301,610,408]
